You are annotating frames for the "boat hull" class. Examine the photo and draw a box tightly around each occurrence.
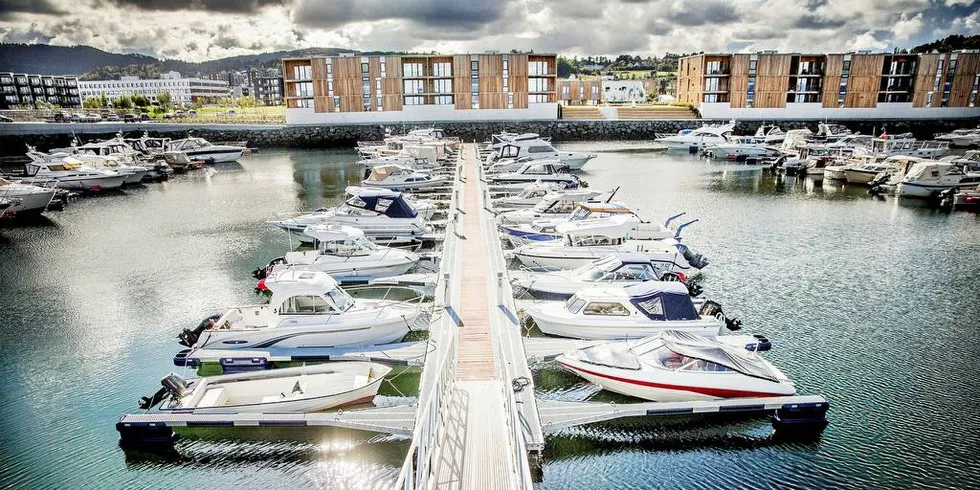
[897,180,980,198]
[844,168,880,185]
[185,148,245,163]
[0,187,55,216]
[25,174,128,191]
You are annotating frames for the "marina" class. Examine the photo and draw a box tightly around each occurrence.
[2,133,980,489]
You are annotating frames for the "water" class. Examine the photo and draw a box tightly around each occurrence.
[2,145,980,489]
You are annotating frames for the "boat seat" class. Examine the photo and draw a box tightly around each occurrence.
[198,387,225,407]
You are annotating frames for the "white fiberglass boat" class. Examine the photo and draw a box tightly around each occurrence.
[361,164,448,191]
[255,225,419,284]
[494,183,601,209]
[178,269,422,350]
[704,136,778,159]
[869,136,949,159]
[657,120,735,150]
[753,124,785,144]
[344,186,437,220]
[20,160,127,191]
[896,161,980,198]
[527,282,724,340]
[511,253,691,301]
[167,137,245,163]
[489,135,595,170]
[498,201,638,243]
[151,362,391,414]
[488,162,581,188]
[0,177,56,217]
[556,330,796,402]
[934,128,980,148]
[27,149,148,185]
[496,190,617,224]
[269,189,429,246]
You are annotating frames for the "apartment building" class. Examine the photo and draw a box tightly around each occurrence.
[677,51,980,119]
[281,53,558,124]
[78,72,230,106]
[558,79,601,105]
[0,72,81,109]
[250,74,284,106]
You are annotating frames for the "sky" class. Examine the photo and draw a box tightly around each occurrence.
[0,0,978,62]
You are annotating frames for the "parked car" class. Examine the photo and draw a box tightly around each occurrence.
[163,113,174,119]
[52,111,71,123]
[0,114,13,123]
[139,113,149,121]
[227,109,237,115]
[174,111,186,117]
[188,110,198,117]
[106,113,120,122]
[70,113,85,122]
[123,114,137,123]
[85,113,102,123]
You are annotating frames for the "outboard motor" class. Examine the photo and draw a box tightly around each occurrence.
[177,313,221,347]
[678,244,709,270]
[252,257,286,280]
[161,373,190,397]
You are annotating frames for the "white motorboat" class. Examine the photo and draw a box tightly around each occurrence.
[487,156,558,174]
[941,184,980,210]
[811,123,854,142]
[496,190,615,224]
[896,161,980,198]
[935,128,980,148]
[753,124,785,144]
[556,330,796,402]
[656,120,735,150]
[777,129,814,154]
[50,136,142,165]
[511,253,693,301]
[841,155,892,184]
[704,136,778,159]
[178,269,422,350]
[125,133,171,156]
[488,162,581,188]
[489,180,566,198]
[494,182,600,209]
[489,134,595,170]
[527,282,724,340]
[19,160,128,191]
[361,164,448,191]
[512,216,707,274]
[151,362,391,414]
[0,177,56,217]
[255,225,420,284]
[27,149,148,185]
[167,137,245,163]
[344,186,437,220]
[869,136,949,159]
[269,189,429,246]
[500,202,641,247]
[822,161,849,180]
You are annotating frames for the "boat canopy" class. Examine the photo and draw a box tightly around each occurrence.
[625,282,699,321]
[303,224,366,243]
[345,189,418,218]
[366,164,408,182]
[659,330,780,382]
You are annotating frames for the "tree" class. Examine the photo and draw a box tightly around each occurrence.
[113,95,132,109]
[131,93,150,108]
[557,57,573,78]
[34,99,57,110]
[156,90,172,109]
[82,94,107,108]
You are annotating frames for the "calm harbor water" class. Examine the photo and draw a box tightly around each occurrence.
[2,144,979,489]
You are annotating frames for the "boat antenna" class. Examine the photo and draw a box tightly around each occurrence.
[605,186,620,203]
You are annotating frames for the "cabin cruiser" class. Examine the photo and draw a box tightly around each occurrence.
[345,185,437,220]
[822,160,850,180]
[0,177,56,217]
[487,156,560,174]
[940,184,980,210]
[177,269,422,350]
[778,129,814,154]
[493,182,600,209]
[50,136,142,165]
[656,120,735,150]
[489,180,566,198]
[527,282,727,340]
[811,123,854,142]
[488,162,580,188]
[703,136,778,159]
[148,362,391,414]
[511,253,693,301]
[19,160,128,191]
[940,150,980,169]
[125,133,171,156]
[496,190,614,225]
[556,330,795,402]
[935,128,980,148]
[896,161,980,198]
[361,164,448,191]
[869,137,949,159]
[487,134,595,170]
[269,189,430,246]
[753,124,785,144]
[254,225,420,284]
[500,202,643,246]
[27,149,147,185]
[167,137,245,163]
[512,216,707,274]
[841,155,891,184]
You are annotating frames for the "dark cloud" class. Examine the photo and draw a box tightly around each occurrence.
[804,0,829,9]
[105,0,284,14]
[292,0,507,29]
[793,13,848,29]
[0,0,63,20]
[737,27,785,40]
[665,1,740,26]
[0,23,55,43]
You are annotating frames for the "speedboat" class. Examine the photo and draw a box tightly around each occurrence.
[269,189,429,246]
[361,164,448,191]
[147,362,391,414]
[942,184,980,210]
[512,216,707,274]
[822,161,849,180]
[494,183,602,209]
[489,134,595,170]
[489,180,566,197]
[344,186,437,220]
[811,123,854,142]
[254,225,420,284]
[869,136,950,159]
[177,269,422,350]
[935,128,980,148]
[511,253,693,301]
[527,282,726,340]
[556,330,796,402]
[703,136,778,159]
[167,137,245,163]
[657,120,734,150]
[896,161,980,198]
[753,124,785,144]
[19,160,128,191]
[500,202,642,246]
[28,149,148,185]
[496,190,616,224]
[125,133,171,156]
[50,136,142,165]
[842,155,892,185]
[488,162,580,188]
[0,177,56,217]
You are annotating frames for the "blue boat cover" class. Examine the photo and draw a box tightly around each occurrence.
[625,282,699,321]
[346,190,418,218]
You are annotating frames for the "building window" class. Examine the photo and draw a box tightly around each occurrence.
[380,61,386,78]
[376,79,382,91]
[377,96,383,111]
[471,60,479,73]
[502,78,509,92]
[404,63,423,78]
[434,95,453,105]
[529,94,548,103]
[363,95,371,111]
[333,96,340,112]
[361,62,369,74]
[432,62,452,77]
[326,63,333,75]
[592,85,599,95]
[562,85,570,95]
[404,79,424,94]
[434,79,452,94]
[327,80,334,96]
[292,65,312,80]
[362,78,370,96]
[529,78,549,92]
[404,96,424,105]
[294,82,313,97]
[471,78,479,94]
[471,94,479,108]
[528,61,548,76]
[508,92,514,108]
[294,98,312,108]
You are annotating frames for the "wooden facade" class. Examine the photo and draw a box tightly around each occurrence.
[558,80,601,105]
[822,54,844,108]
[728,54,750,108]
[282,52,555,115]
[950,53,980,107]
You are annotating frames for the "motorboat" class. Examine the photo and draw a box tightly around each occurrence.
[488,162,580,188]
[869,136,949,159]
[656,120,735,150]
[488,180,566,197]
[512,216,707,274]
[177,269,422,350]
[496,189,615,224]
[147,362,391,414]
[703,136,778,159]
[167,137,245,163]
[361,164,448,191]
[777,128,814,154]
[488,156,557,174]
[344,186,437,220]
[0,177,56,217]
[499,202,642,246]
[935,128,980,148]
[50,136,142,165]
[896,161,980,198]
[811,123,854,142]
[841,155,891,185]
[753,124,785,144]
[940,184,980,210]
[511,253,694,301]
[488,134,595,170]
[27,149,148,185]
[493,182,601,209]
[556,330,795,402]
[19,159,128,192]
[254,225,420,284]
[125,133,171,156]
[867,156,925,193]
[268,189,430,246]
[527,282,726,340]
[822,161,850,180]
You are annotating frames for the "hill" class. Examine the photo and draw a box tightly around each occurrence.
[911,34,980,54]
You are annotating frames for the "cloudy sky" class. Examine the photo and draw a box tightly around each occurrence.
[0,0,978,61]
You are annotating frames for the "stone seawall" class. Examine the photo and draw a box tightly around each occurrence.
[1,118,978,156]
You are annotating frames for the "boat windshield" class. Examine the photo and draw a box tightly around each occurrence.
[324,287,354,312]
[568,206,590,220]
[565,296,586,314]
[653,346,732,372]
[574,256,623,280]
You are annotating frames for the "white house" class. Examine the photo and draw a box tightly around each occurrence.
[78,72,230,106]
[602,80,646,103]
